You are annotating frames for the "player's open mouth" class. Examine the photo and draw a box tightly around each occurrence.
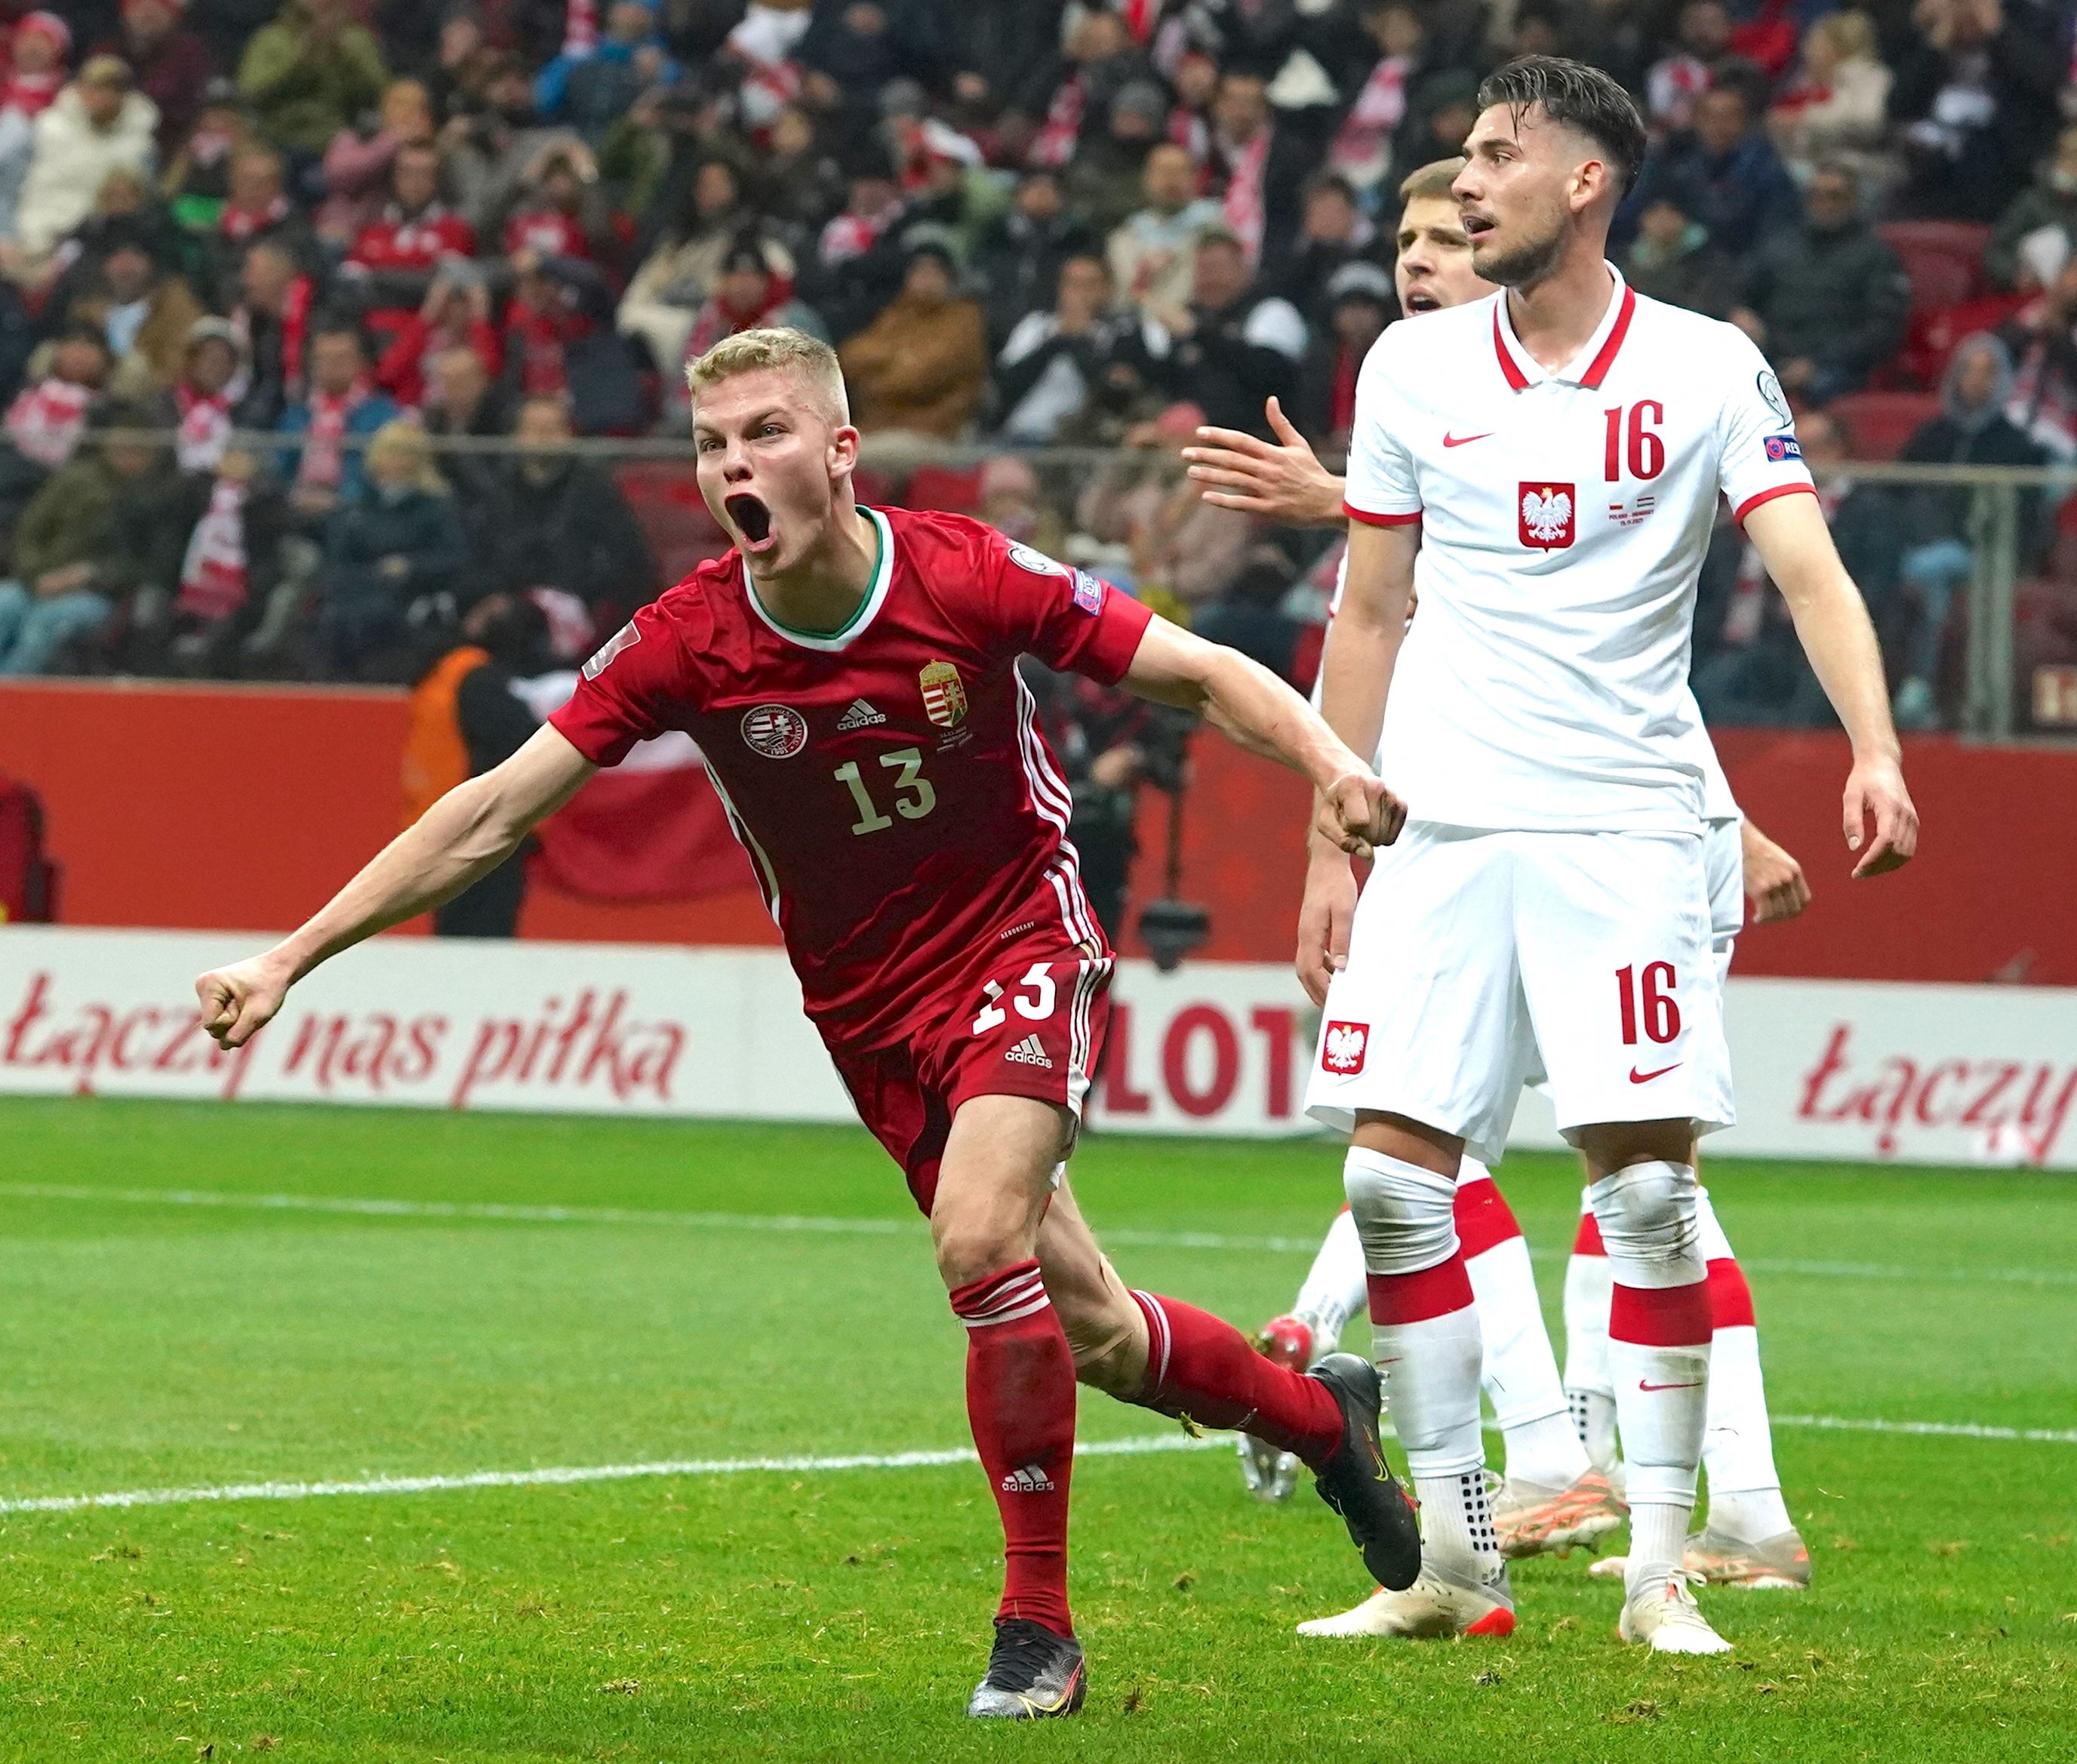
[1405,291,1441,313]
[726,492,777,556]
[1462,212,1496,242]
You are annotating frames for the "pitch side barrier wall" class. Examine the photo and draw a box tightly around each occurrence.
[2,928,2073,1170]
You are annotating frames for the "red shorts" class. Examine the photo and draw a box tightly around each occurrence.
[829,948,1113,1215]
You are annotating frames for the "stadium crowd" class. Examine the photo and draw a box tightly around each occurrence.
[0,0,2070,728]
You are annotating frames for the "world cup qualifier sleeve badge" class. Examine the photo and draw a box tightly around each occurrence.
[919,660,969,735]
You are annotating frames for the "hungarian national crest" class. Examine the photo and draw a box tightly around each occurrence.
[919,660,968,730]
[1519,482,1576,550]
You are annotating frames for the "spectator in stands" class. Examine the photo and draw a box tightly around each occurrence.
[1891,333,2047,727]
[1294,260,1392,451]
[235,0,387,159]
[838,239,989,439]
[1327,2,1432,202]
[13,57,159,262]
[499,140,615,267]
[315,75,435,249]
[1146,227,1305,439]
[1051,79,1159,245]
[318,417,465,679]
[995,251,1174,445]
[485,394,656,617]
[1732,165,1911,402]
[1205,69,1312,271]
[341,140,477,348]
[1026,11,1152,176]
[501,245,643,436]
[374,263,498,408]
[442,57,580,238]
[205,143,302,301]
[152,444,293,674]
[1626,79,1799,257]
[1986,125,2077,294]
[1620,189,1733,318]
[973,169,1097,349]
[158,76,252,223]
[0,403,179,676]
[1646,0,1731,134]
[618,159,762,372]
[755,103,845,245]
[2001,257,2077,458]
[1768,11,1894,193]
[420,340,511,534]
[535,0,677,140]
[1891,0,2060,224]
[0,329,111,540]
[94,0,213,155]
[64,220,206,393]
[798,1,943,158]
[1109,141,1221,321]
[1390,67,1481,194]
[276,322,399,523]
[1079,399,1251,610]
[405,591,551,937]
[2,14,71,128]
[678,239,822,374]
[803,146,907,340]
[1270,172,1383,329]
[229,236,312,428]
[172,316,245,473]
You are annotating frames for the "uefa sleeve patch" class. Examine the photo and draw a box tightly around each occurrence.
[1007,541,1069,577]
[1070,569,1106,615]
[1764,435,1803,463]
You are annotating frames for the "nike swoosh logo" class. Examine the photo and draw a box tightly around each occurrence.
[1639,1379,1704,1392]
[1442,431,1492,448]
[1629,1062,1682,1083]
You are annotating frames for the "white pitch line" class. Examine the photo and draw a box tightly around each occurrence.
[0,1432,1221,1518]
[0,1411,2069,1522]
[4,1183,2073,1288]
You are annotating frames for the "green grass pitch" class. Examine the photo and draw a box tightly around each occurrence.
[0,1096,2072,1761]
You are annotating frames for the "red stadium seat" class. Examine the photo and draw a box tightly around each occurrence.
[1894,290,2029,389]
[1878,221,1991,316]
[612,459,734,582]
[1826,389,1941,461]
[902,463,983,514]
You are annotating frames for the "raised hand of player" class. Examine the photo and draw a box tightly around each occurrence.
[1181,398,1344,528]
[1296,847,1357,1006]
[1843,753,1919,878]
[1315,771,1406,860]
[195,952,294,1051]
[1740,820,1811,922]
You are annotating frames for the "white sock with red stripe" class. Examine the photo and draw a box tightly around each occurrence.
[1290,1205,1368,1357]
[1695,1187,1792,1541]
[1589,1160,1711,1599]
[1456,1159,1589,1490]
[1562,1190,1619,1473]
[1345,1147,1499,1587]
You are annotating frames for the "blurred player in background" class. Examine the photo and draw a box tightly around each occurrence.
[1292,60,1915,1655]
[194,327,1424,1722]
[1186,159,1818,1601]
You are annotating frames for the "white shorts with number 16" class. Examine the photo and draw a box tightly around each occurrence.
[1304,823,1735,1166]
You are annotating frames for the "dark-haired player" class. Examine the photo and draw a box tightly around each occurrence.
[195,326,1423,1718]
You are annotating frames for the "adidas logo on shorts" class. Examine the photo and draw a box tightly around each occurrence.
[1005,1034,1054,1069]
[1000,1462,1055,1494]
[835,698,888,731]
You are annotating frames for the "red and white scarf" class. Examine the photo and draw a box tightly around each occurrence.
[0,66,60,119]
[1330,55,1411,181]
[1218,125,1271,265]
[1167,105,1209,168]
[221,194,291,243]
[562,0,598,57]
[4,376,91,467]
[298,377,371,490]
[176,381,239,473]
[1030,74,1085,169]
[177,477,250,621]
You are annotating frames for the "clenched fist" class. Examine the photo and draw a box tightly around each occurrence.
[195,951,295,1051]
[1315,771,1407,859]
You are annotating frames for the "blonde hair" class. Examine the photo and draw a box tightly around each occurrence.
[365,420,447,495]
[685,326,850,426]
[1398,155,1467,205]
[1811,10,1876,62]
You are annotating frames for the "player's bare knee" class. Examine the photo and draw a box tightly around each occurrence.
[931,1218,1031,1291]
[1343,1145,1460,1275]
[1586,1158,1701,1278]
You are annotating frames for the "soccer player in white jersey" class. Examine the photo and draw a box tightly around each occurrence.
[1184,156,1817,1596]
[1300,57,1916,1655]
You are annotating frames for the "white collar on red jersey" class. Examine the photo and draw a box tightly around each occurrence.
[1492,262,1637,393]
[742,503,894,653]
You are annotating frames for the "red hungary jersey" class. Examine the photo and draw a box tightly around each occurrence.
[550,505,1155,1053]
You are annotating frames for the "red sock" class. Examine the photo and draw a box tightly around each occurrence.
[949,1259,1076,1639]
[1128,1290,1343,1469]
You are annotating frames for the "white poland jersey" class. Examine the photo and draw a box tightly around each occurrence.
[1343,263,1814,833]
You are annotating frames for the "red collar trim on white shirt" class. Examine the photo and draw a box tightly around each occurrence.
[1491,272,1636,391]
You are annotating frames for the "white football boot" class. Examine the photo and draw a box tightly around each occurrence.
[1297,1554,1515,1639]
[1618,1570,1733,1655]
[1493,1468,1627,1559]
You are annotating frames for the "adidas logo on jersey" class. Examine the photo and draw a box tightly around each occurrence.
[1005,1034,1054,1069]
[835,698,888,731]
[1000,1462,1055,1494]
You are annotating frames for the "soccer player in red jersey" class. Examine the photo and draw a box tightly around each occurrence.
[195,327,1422,1720]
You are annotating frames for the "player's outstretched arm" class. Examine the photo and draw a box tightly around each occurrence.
[194,725,597,1048]
[1740,815,1811,923]
[1180,397,1346,527]
[1743,491,1919,877]
[1122,614,1405,857]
